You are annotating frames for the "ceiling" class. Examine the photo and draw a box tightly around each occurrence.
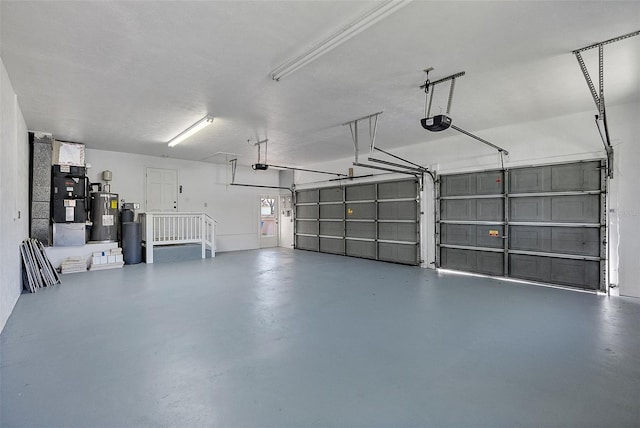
[1,1,639,167]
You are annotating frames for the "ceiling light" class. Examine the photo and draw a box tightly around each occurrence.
[271,0,410,81]
[168,116,214,147]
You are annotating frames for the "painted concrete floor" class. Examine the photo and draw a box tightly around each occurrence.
[2,248,640,427]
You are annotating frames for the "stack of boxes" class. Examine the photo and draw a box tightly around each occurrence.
[89,248,124,270]
[60,257,88,274]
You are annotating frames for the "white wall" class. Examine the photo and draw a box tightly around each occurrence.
[85,149,281,252]
[606,102,640,299]
[295,103,640,298]
[0,58,30,332]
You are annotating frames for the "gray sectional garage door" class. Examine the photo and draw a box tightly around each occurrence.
[295,179,420,265]
[438,160,605,290]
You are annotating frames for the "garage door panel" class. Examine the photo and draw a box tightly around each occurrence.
[550,258,599,289]
[510,197,550,222]
[346,184,375,201]
[320,204,343,219]
[440,172,503,196]
[441,248,503,275]
[378,242,418,265]
[441,174,474,197]
[440,224,503,248]
[346,202,375,220]
[511,195,599,223]
[296,190,318,204]
[319,187,342,203]
[346,240,376,259]
[510,162,600,194]
[509,226,551,252]
[510,254,599,289]
[510,168,550,193]
[510,226,599,256]
[296,205,318,219]
[296,235,318,251]
[551,227,600,256]
[296,220,318,235]
[477,198,504,221]
[476,252,504,275]
[378,201,417,221]
[378,180,416,199]
[441,199,474,221]
[346,222,375,239]
[550,162,601,192]
[379,222,417,242]
[509,254,552,283]
[476,225,504,248]
[441,247,475,271]
[441,247,476,271]
[320,237,344,254]
[320,221,344,237]
[476,172,504,194]
[441,224,476,246]
[442,199,502,221]
[551,195,599,223]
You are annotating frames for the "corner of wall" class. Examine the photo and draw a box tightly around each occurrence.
[0,57,30,333]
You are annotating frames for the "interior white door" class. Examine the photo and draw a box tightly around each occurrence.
[279,194,294,248]
[260,195,278,248]
[146,168,178,212]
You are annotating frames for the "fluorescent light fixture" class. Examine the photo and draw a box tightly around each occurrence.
[271,0,410,81]
[168,115,214,147]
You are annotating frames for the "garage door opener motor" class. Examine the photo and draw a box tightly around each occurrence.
[419,69,509,159]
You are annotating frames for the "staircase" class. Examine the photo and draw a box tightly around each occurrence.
[139,212,215,263]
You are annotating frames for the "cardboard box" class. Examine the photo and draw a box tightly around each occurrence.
[92,256,102,265]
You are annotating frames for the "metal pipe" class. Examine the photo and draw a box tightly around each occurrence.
[230,183,294,195]
[450,124,509,155]
[368,114,379,158]
[446,78,456,114]
[268,164,348,177]
[373,147,426,170]
[367,157,428,173]
[352,162,418,176]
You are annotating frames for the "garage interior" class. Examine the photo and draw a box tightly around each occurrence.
[1,1,639,426]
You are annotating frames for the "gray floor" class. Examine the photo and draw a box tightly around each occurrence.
[2,248,639,427]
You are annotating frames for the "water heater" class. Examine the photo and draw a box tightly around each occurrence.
[89,192,119,242]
